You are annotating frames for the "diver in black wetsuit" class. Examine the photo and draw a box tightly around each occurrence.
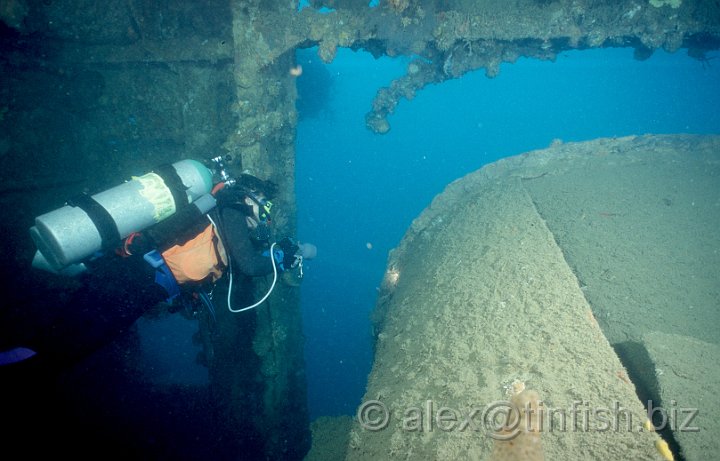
[0,171,315,372]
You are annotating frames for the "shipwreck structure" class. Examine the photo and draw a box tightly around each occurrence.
[348,134,720,460]
[1,0,718,459]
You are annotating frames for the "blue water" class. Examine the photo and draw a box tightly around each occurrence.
[295,46,720,419]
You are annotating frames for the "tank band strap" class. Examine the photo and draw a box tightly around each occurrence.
[155,163,189,212]
[67,193,121,249]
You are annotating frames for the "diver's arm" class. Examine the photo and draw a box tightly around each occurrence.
[219,207,274,277]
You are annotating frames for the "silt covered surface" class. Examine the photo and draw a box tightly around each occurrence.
[347,134,719,460]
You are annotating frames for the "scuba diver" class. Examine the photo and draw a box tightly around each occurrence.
[0,155,316,372]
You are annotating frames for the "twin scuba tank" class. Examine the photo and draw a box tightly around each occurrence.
[30,159,218,275]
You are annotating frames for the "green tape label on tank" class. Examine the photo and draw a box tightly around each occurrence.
[134,172,176,222]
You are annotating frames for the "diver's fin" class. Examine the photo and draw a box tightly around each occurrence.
[0,347,36,365]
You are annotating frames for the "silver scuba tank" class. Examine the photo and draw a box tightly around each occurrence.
[30,159,215,272]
